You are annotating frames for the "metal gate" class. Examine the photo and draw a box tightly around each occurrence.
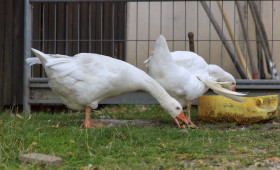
[23,0,280,112]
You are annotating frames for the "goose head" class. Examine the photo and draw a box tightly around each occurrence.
[209,65,236,91]
[221,72,236,90]
[163,97,188,128]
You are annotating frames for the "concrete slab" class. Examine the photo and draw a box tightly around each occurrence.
[19,153,62,166]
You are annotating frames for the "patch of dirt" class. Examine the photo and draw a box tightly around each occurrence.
[74,118,280,131]
[100,118,280,131]
[91,119,173,127]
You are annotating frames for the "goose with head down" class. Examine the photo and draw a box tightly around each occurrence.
[27,49,188,128]
[145,35,246,128]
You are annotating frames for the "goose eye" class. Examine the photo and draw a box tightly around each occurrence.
[176,107,180,110]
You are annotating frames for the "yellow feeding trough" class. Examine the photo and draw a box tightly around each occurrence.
[198,95,279,124]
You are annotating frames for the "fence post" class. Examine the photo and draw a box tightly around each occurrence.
[23,0,31,113]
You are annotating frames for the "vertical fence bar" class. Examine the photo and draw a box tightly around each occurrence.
[100,2,103,54]
[23,0,32,113]
[220,1,224,68]
[112,3,115,58]
[42,3,46,77]
[196,1,198,52]
[123,2,127,61]
[160,1,162,34]
[78,3,80,53]
[172,1,174,51]
[209,1,211,63]
[54,3,57,53]
[147,1,150,58]
[65,3,68,55]
[271,1,274,60]
[135,1,138,66]
[31,3,34,77]
[89,3,91,53]
[184,1,186,51]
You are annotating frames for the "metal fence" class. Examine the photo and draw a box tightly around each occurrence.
[23,0,280,112]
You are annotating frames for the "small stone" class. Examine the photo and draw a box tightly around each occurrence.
[180,129,188,133]
[99,115,110,119]
[88,164,93,168]
[19,153,62,166]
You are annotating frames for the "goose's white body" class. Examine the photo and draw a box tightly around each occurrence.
[170,51,243,104]
[171,51,237,91]
[27,49,189,128]
[145,35,246,126]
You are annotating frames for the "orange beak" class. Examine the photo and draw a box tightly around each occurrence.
[173,111,188,128]
[232,87,236,91]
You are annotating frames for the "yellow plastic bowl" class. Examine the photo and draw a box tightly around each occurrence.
[198,95,279,124]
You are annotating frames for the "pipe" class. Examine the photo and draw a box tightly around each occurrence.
[23,0,32,113]
[217,1,252,80]
[200,1,247,79]
[235,1,259,79]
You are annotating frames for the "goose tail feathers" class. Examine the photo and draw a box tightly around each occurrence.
[197,76,247,102]
[26,57,42,66]
[29,48,50,65]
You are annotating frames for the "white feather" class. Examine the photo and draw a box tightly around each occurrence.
[28,48,185,120]
[197,76,246,102]
[146,35,247,107]
[26,58,42,66]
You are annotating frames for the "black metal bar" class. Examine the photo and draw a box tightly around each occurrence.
[54,2,57,53]
[32,39,280,42]
[78,3,80,52]
[30,0,189,2]
[236,79,280,85]
[124,2,127,60]
[100,2,103,54]
[65,3,69,55]
[160,1,162,34]
[89,3,92,53]
[29,78,49,83]
[112,3,115,58]
[42,3,46,77]
[29,77,280,85]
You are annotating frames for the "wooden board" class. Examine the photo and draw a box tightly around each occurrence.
[80,2,89,52]
[56,3,66,54]
[0,1,126,105]
[66,3,73,55]
[71,2,79,55]
[91,2,102,54]
[3,0,13,105]
[12,0,24,104]
[0,0,5,104]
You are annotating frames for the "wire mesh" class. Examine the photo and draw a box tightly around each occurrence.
[29,0,280,80]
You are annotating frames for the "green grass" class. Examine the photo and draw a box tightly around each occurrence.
[0,105,280,169]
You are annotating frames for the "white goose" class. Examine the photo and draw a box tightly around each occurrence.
[27,49,188,128]
[145,35,246,128]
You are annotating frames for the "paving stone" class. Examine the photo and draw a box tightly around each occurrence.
[19,153,62,166]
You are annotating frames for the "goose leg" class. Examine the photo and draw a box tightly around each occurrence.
[82,106,105,128]
[186,100,198,129]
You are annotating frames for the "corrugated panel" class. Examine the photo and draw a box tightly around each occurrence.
[0,0,4,105]
[0,0,24,105]
[31,1,126,58]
